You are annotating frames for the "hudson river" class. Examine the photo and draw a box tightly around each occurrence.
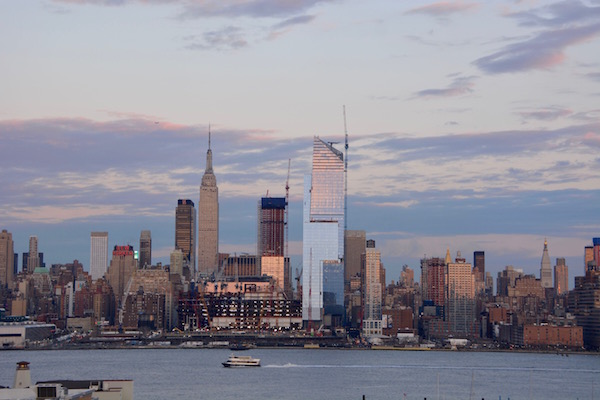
[1,348,598,399]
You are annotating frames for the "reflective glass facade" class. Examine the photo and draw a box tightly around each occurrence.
[302,137,345,322]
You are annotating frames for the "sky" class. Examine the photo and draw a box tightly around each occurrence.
[1,0,599,288]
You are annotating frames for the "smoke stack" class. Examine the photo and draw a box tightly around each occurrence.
[13,361,31,388]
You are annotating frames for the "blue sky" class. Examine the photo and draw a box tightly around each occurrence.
[1,0,599,287]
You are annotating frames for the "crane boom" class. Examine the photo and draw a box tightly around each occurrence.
[285,158,291,259]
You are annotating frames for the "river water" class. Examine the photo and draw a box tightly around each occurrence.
[1,348,598,399]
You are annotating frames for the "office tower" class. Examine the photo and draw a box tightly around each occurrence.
[594,238,600,265]
[106,245,137,303]
[90,232,109,281]
[139,230,152,268]
[554,257,569,295]
[446,251,476,335]
[303,137,345,324]
[170,249,184,276]
[362,239,382,336]
[198,131,219,276]
[473,251,485,282]
[28,236,40,272]
[344,230,366,283]
[420,257,446,307]
[175,199,196,274]
[540,239,553,288]
[0,229,15,287]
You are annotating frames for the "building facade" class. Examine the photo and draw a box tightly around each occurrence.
[105,245,137,305]
[0,229,14,287]
[90,232,108,281]
[445,252,476,337]
[302,137,345,325]
[27,236,40,272]
[540,239,553,289]
[198,133,219,276]
[139,230,151,268]
[554,257,569,295]
[362,240,382,337]
[175,199,196,275]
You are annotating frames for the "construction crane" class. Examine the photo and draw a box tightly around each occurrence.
[343,105,348,232]
[285,158,291,260]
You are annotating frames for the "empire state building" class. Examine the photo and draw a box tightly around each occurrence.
[198,130,219,276]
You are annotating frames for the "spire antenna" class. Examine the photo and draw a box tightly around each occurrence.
[208,123,211,150]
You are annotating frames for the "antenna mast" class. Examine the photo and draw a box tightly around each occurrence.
[343,106,348,232]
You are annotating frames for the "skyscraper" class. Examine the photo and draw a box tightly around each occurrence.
[446,251,476,335]
[473,251,485,282]
[540,239,553,288]
[90,232,109,280]
[257,197,286,258]
[0,229,14,287]
[344,230,366,283]
[420,257,446,307]
[28,236,40,272]
[198,131,219,276]
[257,197,289,294]
[554,257,569,295]
[303,137,345,324]
[362,239,382,337]
[175,199,196,274]
[139,230,152,268]
[106,245,136,303]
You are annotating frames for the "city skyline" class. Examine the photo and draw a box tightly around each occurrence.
[1,1,599,284]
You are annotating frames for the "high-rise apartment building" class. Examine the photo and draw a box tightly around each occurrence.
[446,251,476,336]
[362,239,382,337]
[344,230,366,284]
[170,249,184,276]
[303,137,345,324]
[28,236,40,272]
[594,238,600,267]
[554,257,569,295]
[198,132,219,276]
[139,230,152,268]
[90,232,109,281]
[0,229,15,287]
[540,239,553,288]
[175,199,196,274]
[420,257,446,307]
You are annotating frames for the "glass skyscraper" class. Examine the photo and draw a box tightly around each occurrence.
[302,137,345,323]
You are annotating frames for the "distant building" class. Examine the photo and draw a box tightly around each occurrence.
[139,230,152,268]
[175,199,196,276]
[400,265,414,288]
[90,232,108,281]
[420,257,446,307]
[554,257,569,295]
[198,131,219,276]
[344,230,366,284]
[445,251,477,337]
[584,246,594,271]
[473,251,485,285]
[28,236,40,272]
[497,266,523,296]
[170,249,184,276]
[0,229,15,287]
[302,137,345,325]
[540,239,553,288]
[257,197,286,258]
[105,245,136,304]
[362,239,383,337]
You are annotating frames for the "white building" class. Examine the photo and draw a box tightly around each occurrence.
[90,232,108,281]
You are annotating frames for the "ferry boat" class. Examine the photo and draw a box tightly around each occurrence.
[222,354,261,368]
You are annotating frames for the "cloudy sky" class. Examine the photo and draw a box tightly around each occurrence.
[1,0,599,287]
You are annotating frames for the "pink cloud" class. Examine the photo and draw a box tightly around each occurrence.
[405,1,478,17]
